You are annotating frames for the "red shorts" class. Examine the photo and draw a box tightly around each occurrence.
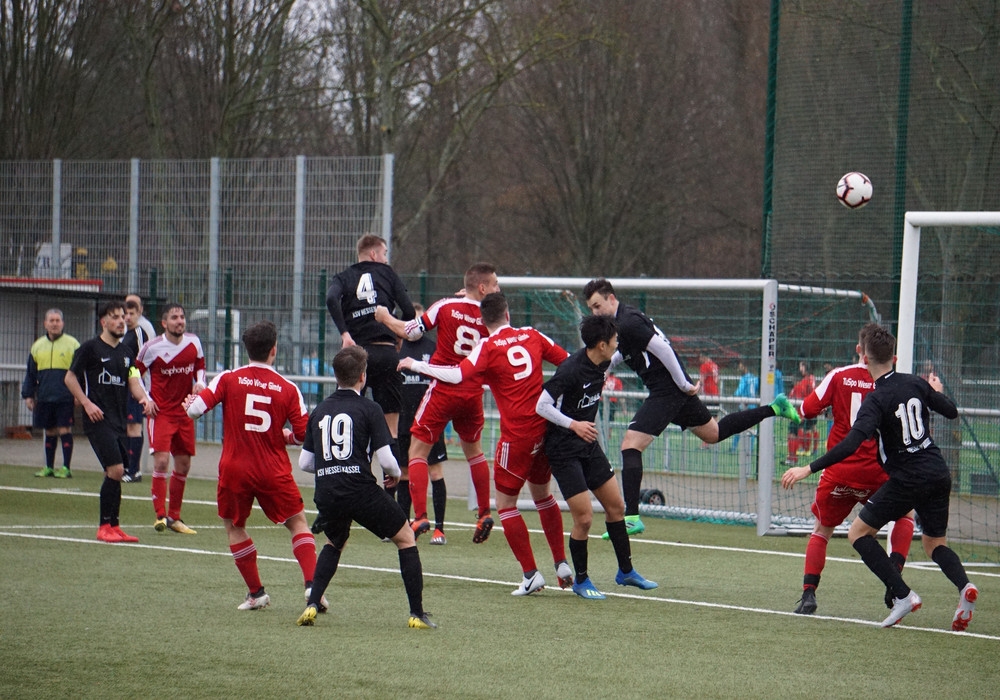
[811,474,883,528]
[217,469,305,529]
[493,433,550,496]
[147,412,196,456]
[410,383,484,445]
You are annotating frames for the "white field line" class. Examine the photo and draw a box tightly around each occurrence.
[0,529,997,641]
[12,483,999,573]
[2,484,999,641]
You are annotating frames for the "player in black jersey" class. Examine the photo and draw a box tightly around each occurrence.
[536,315,657,600]
[326,234,416,446]
[122,297,152,482]
[296,346,436,630]
[64,301,156,543]
[396,303,450,543]
[583,278,801,536]
[783,325,978,630]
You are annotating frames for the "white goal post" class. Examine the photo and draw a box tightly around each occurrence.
[896,211,1000,373]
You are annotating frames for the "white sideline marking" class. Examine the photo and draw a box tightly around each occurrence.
[1,527,997,641]
[4,483,1000,576]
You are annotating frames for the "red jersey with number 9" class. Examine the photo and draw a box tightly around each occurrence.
[411,297,488,398]
[458,325,569,437]
[195,362,308,485]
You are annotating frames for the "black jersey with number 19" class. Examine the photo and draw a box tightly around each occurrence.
[304,388,395,500]
[326,261,415,346]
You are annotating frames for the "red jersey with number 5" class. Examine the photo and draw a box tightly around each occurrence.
[195,362,308,485]
[408,297,488,398]
[801,363,884,489]
[458,325,569,437]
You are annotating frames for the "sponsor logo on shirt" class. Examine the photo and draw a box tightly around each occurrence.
[449,310,481,324]
[98,368,126,386]
[831,485,873,499]
[237,376,284,392]
[317,465,362,476]
[576,391,602,410]
[160,362,195,377]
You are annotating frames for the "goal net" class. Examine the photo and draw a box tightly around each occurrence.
[495,277,880,537]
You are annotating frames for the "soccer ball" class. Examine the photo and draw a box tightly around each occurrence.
[836,172,873,209]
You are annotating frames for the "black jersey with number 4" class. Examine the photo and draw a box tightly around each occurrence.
[541,347,609,458]
[304,388,394,499]
[70,336,137,433]
[326,261,415,346]
[814,371,958,487]
[614,303,691,394]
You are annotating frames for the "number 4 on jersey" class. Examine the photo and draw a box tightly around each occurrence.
[356,273,377,305]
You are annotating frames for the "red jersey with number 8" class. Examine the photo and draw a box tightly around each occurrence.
[408,297,488,398]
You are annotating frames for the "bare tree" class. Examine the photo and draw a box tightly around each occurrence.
[0,0,130,158]
[316,0,581,255]
[479,0,766,276]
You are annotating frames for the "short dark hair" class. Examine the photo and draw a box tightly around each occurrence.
[479,292,508,326]
[863,325,895,364]
[464,262,496,291]
[98,300,125,318]
[580,314,617,349]
[125,299,140,312]
[858,322,880,349]
[242,321,277,362]
[334,346,368,386]
[357,234,386,256]
[161,303,184,321]
[583,278,615,300]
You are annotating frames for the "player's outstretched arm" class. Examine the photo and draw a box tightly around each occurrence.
[374,305,420,340]
[397,357,463,384]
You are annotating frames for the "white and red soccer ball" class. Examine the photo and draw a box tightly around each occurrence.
[836,171,873,209]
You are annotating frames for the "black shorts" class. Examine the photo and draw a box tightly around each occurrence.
[362,344,402,414]
[33,400,74,430]
[397,429,448,466]
[628,392,713,436]
[84,422,129,470]
[549,444,615,500]
[315,483,408,548]
[859,475,952,539]
[126,396,145,425]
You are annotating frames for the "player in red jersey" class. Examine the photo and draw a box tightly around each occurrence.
[136,303,206,535]
[184,320,319,612]
[374,262,499,543]
[787,324,914,615]
[400,292,573,596]
[785,361,818,464]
